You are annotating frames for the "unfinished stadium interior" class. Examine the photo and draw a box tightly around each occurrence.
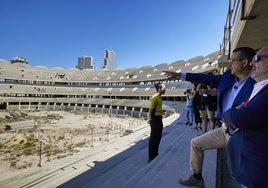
[0,50,220,118]
[1,0,268,187]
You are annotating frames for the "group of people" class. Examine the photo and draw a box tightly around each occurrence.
[184,82,217,134]
[148,45,268,188]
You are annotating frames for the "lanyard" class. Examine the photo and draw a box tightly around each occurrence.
[244,84,268,107]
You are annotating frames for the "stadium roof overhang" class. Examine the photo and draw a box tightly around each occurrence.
[231,0,268,51]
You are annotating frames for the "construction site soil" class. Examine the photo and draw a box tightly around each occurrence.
[0,110,147,176]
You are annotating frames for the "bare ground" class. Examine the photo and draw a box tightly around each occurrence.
[0,110,147,174]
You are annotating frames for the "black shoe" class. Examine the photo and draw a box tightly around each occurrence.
[148,153,158,163]
[185,122,190,125]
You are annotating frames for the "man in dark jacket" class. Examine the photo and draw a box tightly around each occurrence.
[221,45,268,188]
[163,47,256,187]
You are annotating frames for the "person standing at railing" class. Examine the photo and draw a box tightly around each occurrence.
[184,88,194,126]
[190,83,202,130]
[163,46,256,187]
[196,84,217,135]
[221,45,268,188]
[147,82,166,163]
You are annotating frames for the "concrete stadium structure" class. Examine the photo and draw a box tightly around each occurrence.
[0,49,220,119]
[1,0,268,187]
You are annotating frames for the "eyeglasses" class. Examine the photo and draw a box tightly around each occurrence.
[228,59,242,63]
[225,126,239,136]
[252,54,268,63]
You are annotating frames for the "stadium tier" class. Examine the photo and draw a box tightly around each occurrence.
[0,50,220,117]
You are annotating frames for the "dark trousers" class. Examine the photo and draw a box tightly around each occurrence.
[148,117,163,160]
[193,106,202,124]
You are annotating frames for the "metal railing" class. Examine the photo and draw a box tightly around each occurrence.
[221,0,242,59]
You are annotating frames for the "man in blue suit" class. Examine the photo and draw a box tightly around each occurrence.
[163,47,256,187]
[221,45,268,188]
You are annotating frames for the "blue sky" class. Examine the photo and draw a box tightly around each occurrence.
[0,0,228,70]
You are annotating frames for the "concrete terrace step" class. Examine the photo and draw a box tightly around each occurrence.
[123,125,216,188]
[58,116,217,188]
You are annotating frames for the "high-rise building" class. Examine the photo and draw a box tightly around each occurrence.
[101,50,116,70]
[76,56,94,70]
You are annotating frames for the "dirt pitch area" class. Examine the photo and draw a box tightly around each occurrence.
[0,110,147,172]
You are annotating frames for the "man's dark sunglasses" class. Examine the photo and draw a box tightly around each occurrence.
[252,54,268,62]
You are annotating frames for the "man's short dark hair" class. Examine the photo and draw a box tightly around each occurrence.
[233,47,256,63]
[154,82,162,91]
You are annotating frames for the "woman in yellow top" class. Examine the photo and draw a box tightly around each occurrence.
[148,83,166,163]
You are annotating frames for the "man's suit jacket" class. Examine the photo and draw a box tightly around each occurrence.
[222,84,268,187]
[185,70,256,118]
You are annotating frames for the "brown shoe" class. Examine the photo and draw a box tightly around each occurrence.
[178,175,204,187]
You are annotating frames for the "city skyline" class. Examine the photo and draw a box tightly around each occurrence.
[0,0,228,70]
[76,49,116,70]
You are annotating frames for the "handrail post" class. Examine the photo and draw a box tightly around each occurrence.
[228,0,232,60]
